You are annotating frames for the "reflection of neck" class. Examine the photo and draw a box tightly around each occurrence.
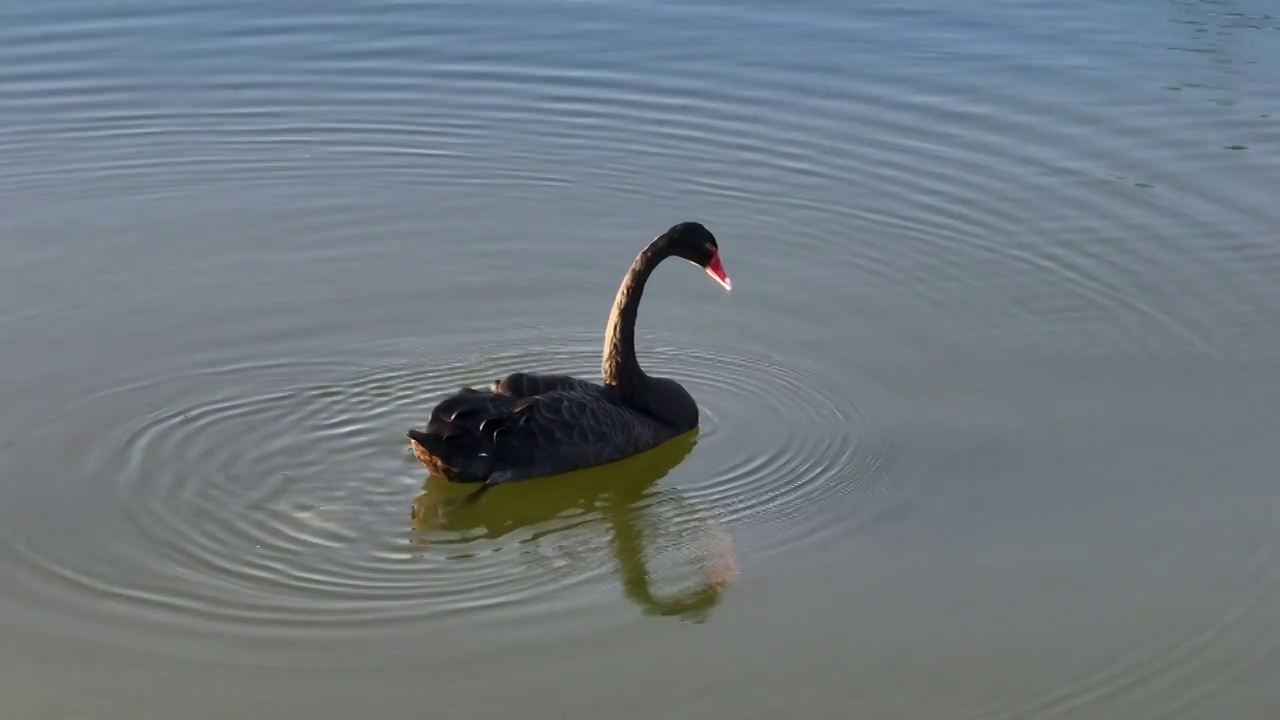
[609,502,724,621]
[602,237,669,396]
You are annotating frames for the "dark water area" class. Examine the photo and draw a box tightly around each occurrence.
[2,0,1279,717]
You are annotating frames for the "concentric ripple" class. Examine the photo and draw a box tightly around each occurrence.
[1,333,890,640]
[2,0,1279,712]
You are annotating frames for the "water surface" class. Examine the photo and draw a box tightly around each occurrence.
[2,0,1279,717]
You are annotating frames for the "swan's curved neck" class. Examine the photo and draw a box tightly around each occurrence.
[602,236,670,392]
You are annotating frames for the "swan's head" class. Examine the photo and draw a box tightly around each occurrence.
[664,221,731,292]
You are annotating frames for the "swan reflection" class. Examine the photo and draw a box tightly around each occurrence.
[410,430,736,621]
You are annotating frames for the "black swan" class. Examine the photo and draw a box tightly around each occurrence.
[407,221,731,492]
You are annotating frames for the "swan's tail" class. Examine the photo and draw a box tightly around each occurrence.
[407,427,491,483]
[407,387,520,482]
[406,428,443,455]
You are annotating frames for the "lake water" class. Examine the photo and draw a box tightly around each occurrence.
[2,0,1279,717]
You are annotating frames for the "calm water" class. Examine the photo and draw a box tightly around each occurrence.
[2,0,1279,717]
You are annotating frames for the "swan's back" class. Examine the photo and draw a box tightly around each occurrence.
[408,378,677,484]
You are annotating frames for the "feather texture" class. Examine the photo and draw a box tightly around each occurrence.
[408,377,674,484]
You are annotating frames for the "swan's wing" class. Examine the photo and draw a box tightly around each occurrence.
[494,388,666,477]
[411,384,664,484]
[491,371,599,398]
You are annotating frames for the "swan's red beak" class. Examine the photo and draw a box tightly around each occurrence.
[705,248,732,292]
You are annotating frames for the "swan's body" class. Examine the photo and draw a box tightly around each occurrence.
[407,221,730,488]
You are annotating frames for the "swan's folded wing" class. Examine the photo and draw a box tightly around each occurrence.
[491,371,599,398]
[499,388,665,470]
